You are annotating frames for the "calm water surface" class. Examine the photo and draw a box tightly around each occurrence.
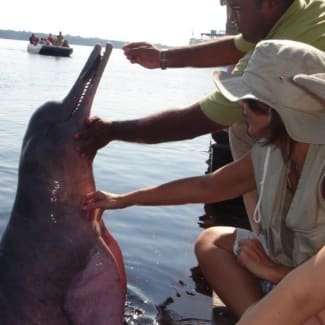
[0,39,218,323]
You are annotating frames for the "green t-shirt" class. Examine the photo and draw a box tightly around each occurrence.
[200,0,325,126]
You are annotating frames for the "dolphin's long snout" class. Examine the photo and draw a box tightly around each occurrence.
[63,43,112,124]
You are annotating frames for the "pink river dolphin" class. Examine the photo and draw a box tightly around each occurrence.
[0,44,126,324]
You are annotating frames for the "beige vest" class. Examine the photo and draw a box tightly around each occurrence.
[251,143,325,267]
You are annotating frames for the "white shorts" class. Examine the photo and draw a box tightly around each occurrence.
[233,228,269,256]
[233,228,274,294]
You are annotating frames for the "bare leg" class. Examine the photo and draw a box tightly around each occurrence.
[194,226,263,317]
[238,246,325,325]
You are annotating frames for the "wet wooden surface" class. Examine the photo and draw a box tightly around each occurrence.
[212,292,237,325]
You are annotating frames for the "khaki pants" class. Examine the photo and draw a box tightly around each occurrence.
[228,123,260,233]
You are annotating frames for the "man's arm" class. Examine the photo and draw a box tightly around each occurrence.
[110,103,224,143]
[164,37,245,68]
[123,37,245,69]
[75,103,225,159]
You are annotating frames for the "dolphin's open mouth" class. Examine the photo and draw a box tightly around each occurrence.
[63,44,112,123]
[72,55,101,114]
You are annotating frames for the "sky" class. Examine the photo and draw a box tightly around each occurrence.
[1,0,227,46]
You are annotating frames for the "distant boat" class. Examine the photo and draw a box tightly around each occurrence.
[189,29,225,45]
[27,43,73,57]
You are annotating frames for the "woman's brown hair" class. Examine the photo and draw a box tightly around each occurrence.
[265,109,295,165]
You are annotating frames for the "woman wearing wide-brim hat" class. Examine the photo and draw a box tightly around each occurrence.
[237,72,325,324]
[82,40,325,322]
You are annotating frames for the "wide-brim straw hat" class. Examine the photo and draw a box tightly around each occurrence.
[213,40,325,144]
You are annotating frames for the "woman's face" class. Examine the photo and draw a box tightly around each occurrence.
[240,99,272,140]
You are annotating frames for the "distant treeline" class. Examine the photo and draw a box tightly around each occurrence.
[0,29,127,48]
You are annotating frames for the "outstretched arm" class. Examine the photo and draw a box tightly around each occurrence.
[75,103,225,160]
[109,103,223,143]
[82,152,255,210]
[123,37,245,69]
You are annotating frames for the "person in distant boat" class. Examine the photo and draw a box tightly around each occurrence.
[29,33,38,45]
[47,33,55,45]
[75,0,325,232]
[82,40,325,322]
[62,40,69,48]
[39,38,49,45]
[55,31,64,46]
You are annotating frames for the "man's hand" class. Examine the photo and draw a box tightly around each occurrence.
[123,42,161,69]
[74,117,111,161]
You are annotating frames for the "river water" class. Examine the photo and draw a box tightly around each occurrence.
[0,38,218,323]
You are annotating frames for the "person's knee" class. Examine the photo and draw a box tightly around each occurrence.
[194,227,216,257]
[194,226,236,259]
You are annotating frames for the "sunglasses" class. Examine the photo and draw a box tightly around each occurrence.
[242,99,271,115]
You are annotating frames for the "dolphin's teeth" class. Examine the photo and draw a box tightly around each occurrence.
[70,76,95,116]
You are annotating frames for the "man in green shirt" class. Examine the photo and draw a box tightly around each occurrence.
[75,0,325,227]
[200,0,325,125]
